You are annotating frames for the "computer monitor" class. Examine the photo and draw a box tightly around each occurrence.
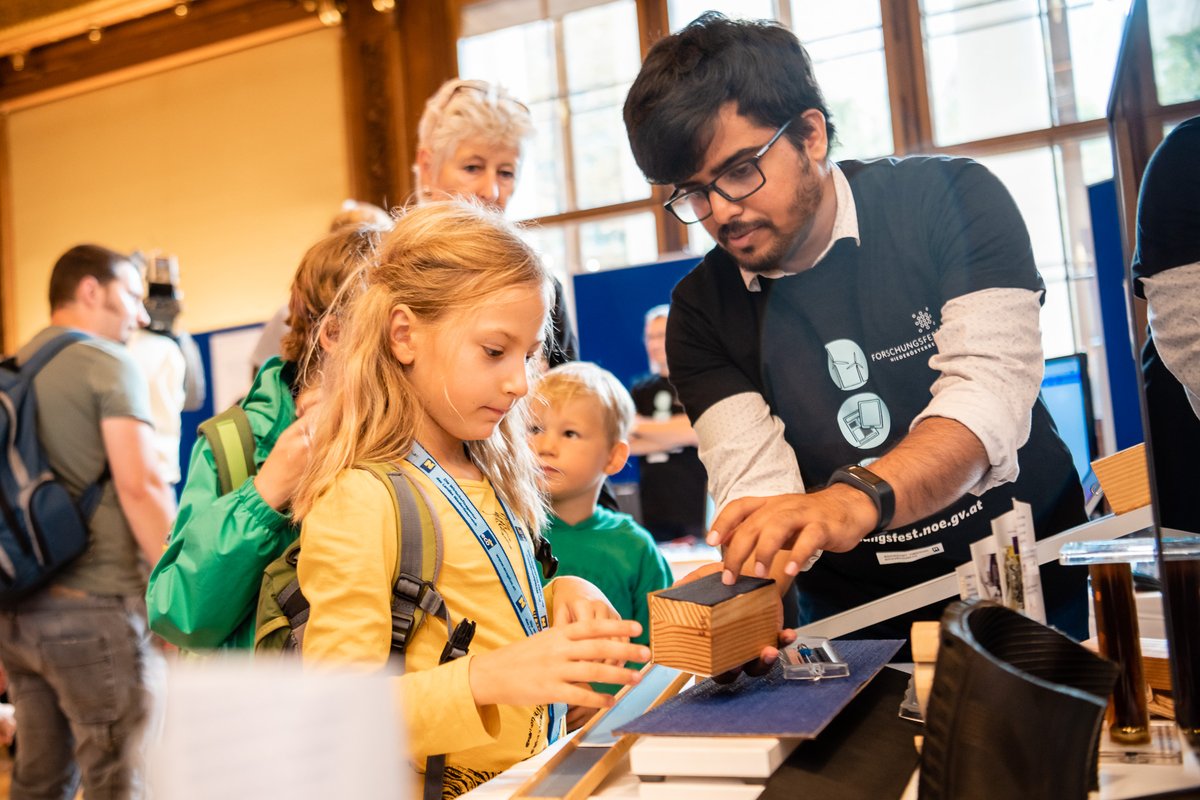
[1041,353,1099,483]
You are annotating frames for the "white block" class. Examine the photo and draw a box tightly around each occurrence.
[629,736,799,779]
[638,776,767,800]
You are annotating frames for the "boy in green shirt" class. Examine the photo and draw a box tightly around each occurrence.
[531,362,674,703]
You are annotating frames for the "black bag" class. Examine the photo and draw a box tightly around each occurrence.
[0,332,106,605]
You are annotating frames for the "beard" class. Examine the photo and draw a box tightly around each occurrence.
[717,156,823,274]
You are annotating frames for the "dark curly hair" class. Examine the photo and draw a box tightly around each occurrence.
[624,12,836,186]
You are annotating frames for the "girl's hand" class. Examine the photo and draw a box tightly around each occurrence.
[550,576,622,626]
[468,619,649,710]
[254,397,324,511]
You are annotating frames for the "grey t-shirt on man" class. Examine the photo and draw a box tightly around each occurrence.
[19,326,153,596]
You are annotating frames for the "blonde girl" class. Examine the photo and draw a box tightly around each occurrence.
[294,201,646,798]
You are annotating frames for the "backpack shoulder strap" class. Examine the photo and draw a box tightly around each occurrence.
[361,463,452,654]
[198,406,257,496]
[20,331,90,376]
[361,463,474,800]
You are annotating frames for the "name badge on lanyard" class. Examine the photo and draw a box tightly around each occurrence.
[405,443,564,742]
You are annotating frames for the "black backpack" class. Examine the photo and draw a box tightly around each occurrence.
[0,332,108,606]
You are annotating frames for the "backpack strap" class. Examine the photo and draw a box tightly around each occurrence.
[361,463,476,659]
[23,331,109,517]
[362,463,475,800]
[21,331,91,375]
[198,406,257,496]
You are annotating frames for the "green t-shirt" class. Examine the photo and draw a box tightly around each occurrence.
[543,506,674,693]
[20,326,153,596]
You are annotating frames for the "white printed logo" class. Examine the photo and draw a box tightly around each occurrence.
[912,307,934,332]
[825,339,869,391]
[836,392,891,449]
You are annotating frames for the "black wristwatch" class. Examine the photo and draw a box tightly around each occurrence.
[828,464,895,533]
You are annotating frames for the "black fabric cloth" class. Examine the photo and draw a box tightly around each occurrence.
[547,277,578,368]
[668,156,1087,641]
[630,373,708,541]
[1131,116,1200,293]
[1131,116,1200,534]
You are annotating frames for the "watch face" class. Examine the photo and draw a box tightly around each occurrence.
[848,465,883,487]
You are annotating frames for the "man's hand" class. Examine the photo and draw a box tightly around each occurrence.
[707,487,876,584]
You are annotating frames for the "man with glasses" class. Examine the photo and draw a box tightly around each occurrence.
[623,12,1088,645]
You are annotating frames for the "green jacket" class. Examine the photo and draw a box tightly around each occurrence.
[146,357,298,649]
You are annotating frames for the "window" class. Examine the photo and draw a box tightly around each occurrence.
[459,0,653,273]
[920,0,1130,145]
[1147,0,1200,106]
[789,0,893,160]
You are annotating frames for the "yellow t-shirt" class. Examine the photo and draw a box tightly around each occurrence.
[299,462,555,794]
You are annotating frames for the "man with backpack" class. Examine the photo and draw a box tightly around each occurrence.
[0,244,173,800]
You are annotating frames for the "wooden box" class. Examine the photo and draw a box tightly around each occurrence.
[1090,443,1151,515]
[648,574,778,676]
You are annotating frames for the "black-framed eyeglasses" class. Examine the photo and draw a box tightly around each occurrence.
[664,119,793,224]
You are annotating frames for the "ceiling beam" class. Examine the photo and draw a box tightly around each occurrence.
[0,0,317,110]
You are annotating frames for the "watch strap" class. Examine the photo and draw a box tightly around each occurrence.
[829,464,895,534]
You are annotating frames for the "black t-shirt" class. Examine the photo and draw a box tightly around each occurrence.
[630,373,708,541]
[668,156,1086,639]
[1131,116,1200,534]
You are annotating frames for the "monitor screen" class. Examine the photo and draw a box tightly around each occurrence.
[1041,354,1097,484]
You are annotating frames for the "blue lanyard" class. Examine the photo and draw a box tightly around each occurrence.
[405,444,563,743]
[405,443,550,637]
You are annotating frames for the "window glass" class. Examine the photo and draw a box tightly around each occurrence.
[459,21,563,219]
[1078,136,1115,187]
[459,0,646,220]
[1147,0,1200,106]
[564,2,649,209]
[1064,0,1131,122]
[793,0,894,159]
[922,0,1051,144]
[972,148,1075,358]
[521,212,659,276]
[519,223,570,287]
[509,100,568,220]
[458,20,557,103]
[580,212,660,272]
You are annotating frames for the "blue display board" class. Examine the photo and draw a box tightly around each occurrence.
[1087,179,1144,450]
[177,323,265,491]
[572,255,701,388]
[572,255,701,482]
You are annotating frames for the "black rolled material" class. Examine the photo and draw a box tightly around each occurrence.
[919,600,1119,800]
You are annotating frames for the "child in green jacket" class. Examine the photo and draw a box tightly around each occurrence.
[145,221,387,648]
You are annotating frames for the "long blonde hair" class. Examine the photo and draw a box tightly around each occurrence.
[293,201,552,532]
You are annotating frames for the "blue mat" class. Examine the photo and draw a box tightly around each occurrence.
[614,639,904,738]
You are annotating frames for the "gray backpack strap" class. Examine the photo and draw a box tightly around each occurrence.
[380,468,441,653]
[382,468,475,800]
